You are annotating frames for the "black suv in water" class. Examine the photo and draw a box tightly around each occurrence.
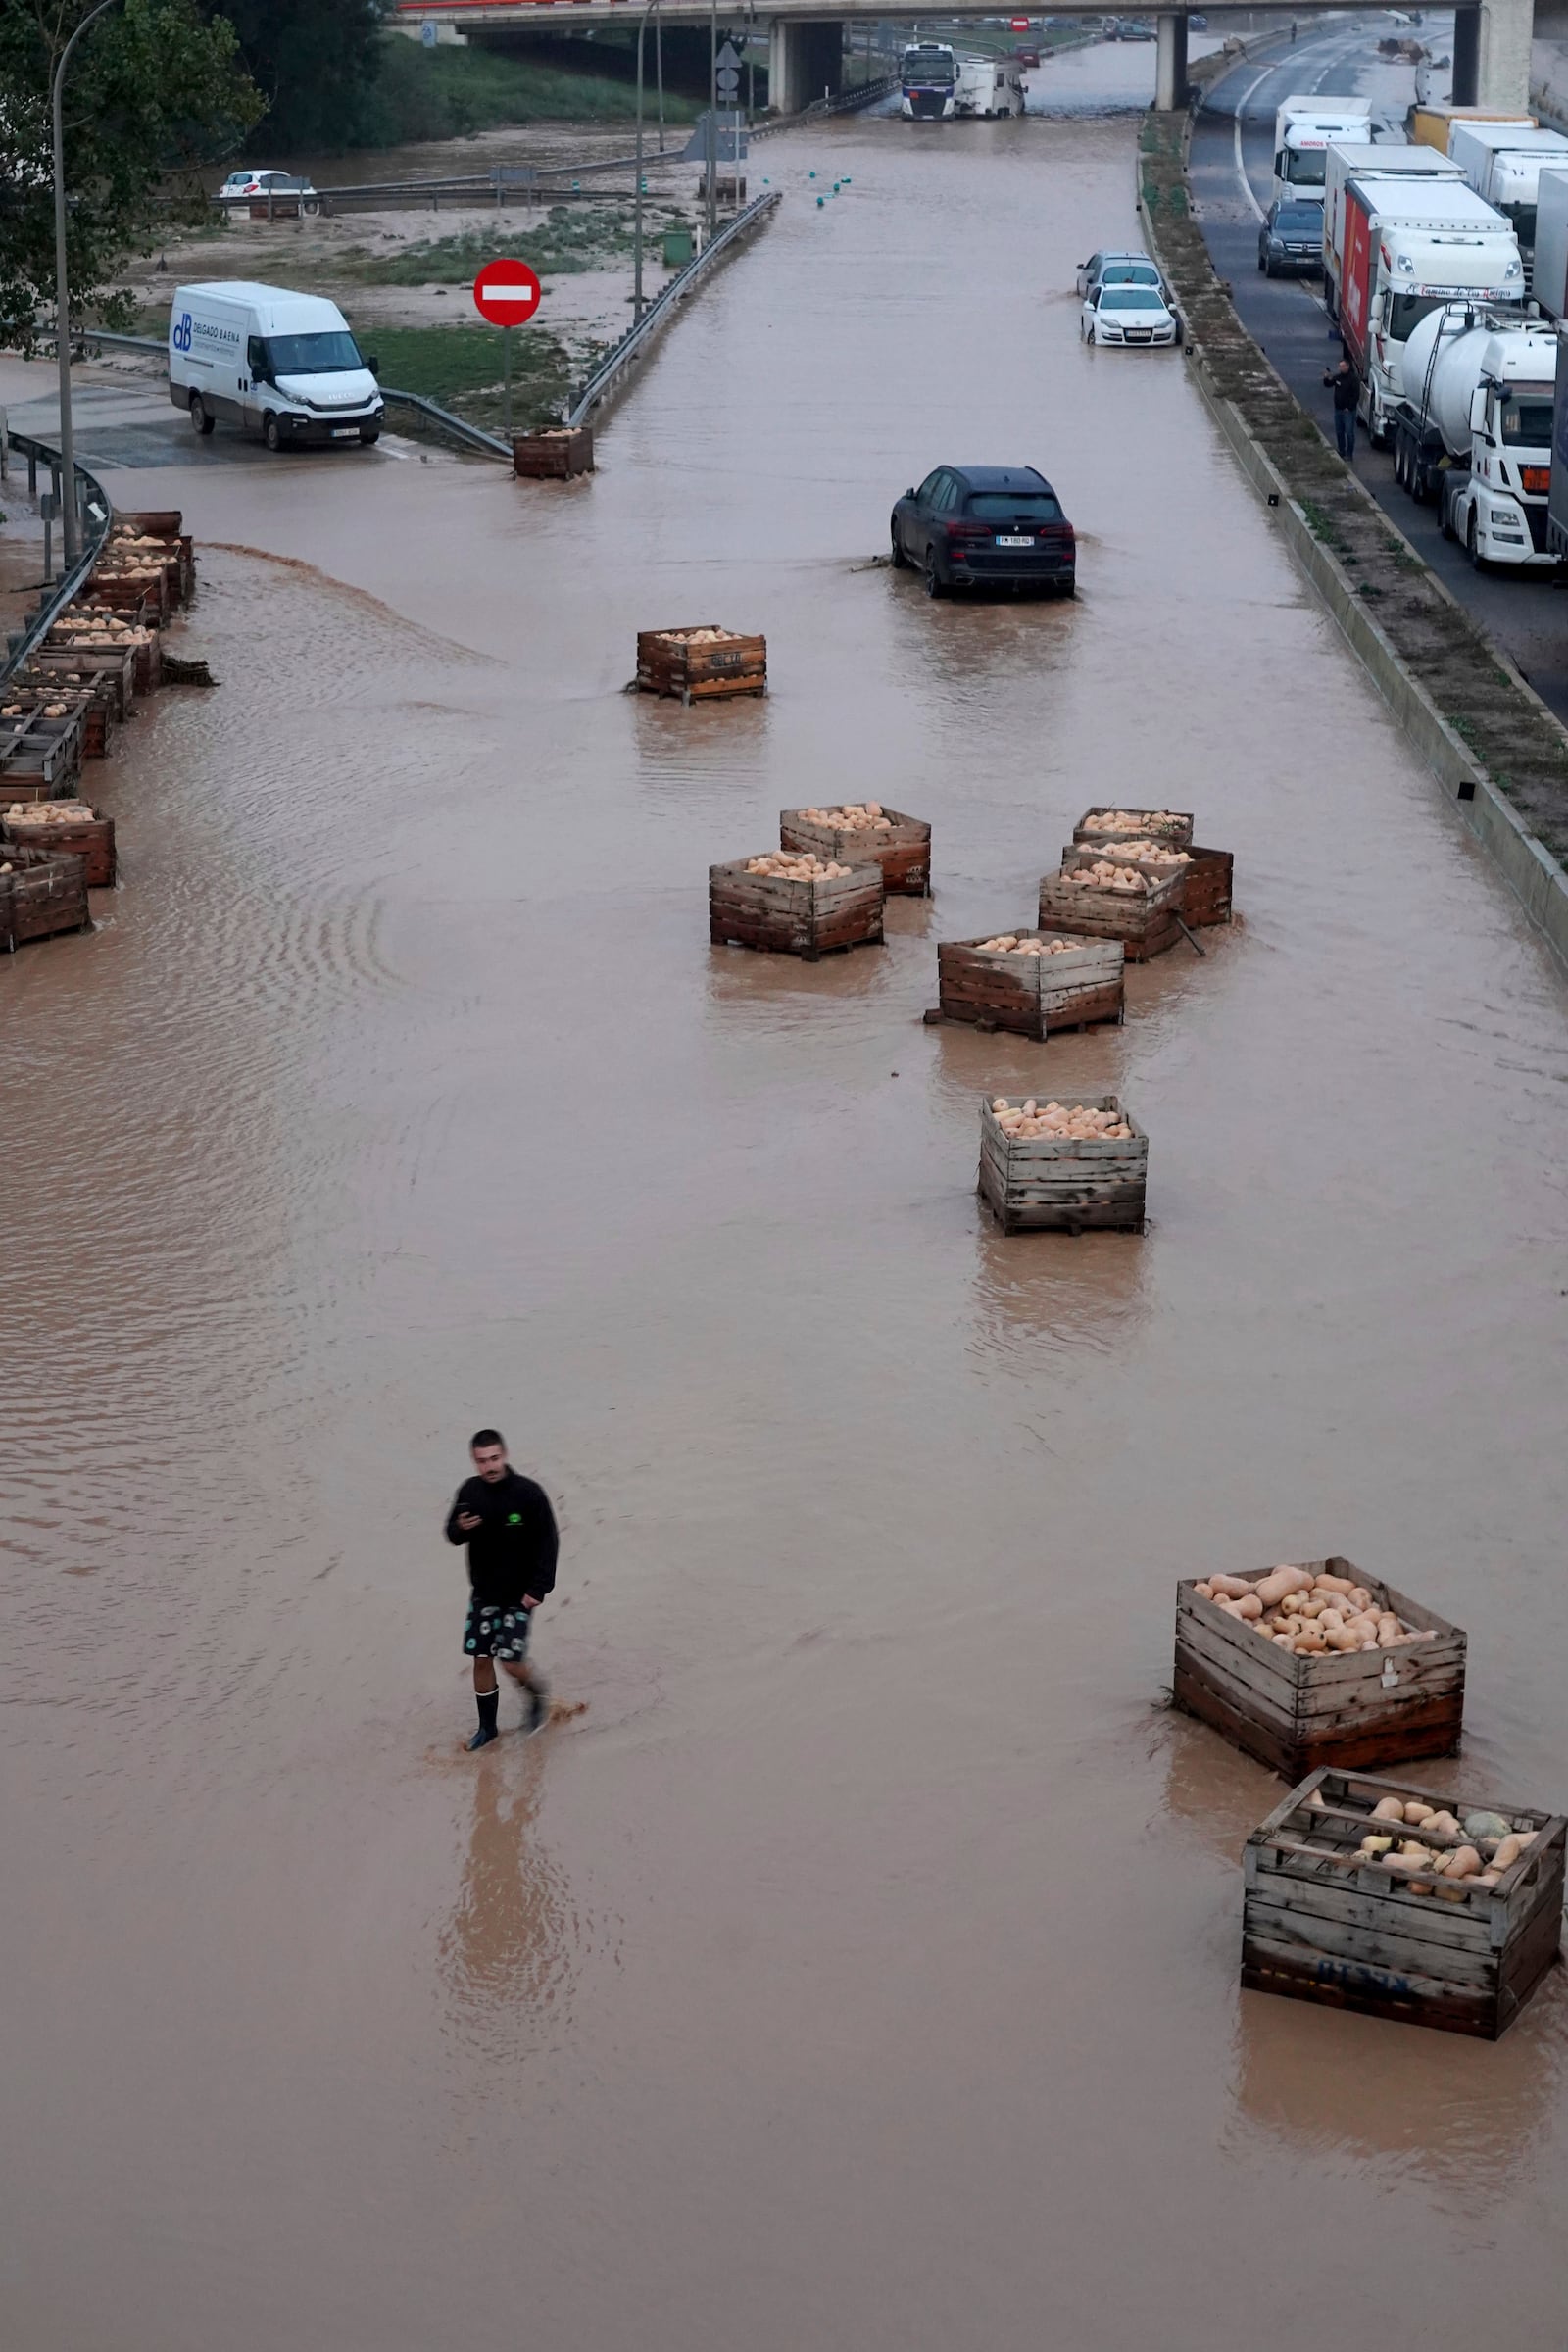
[891,466,1076,599]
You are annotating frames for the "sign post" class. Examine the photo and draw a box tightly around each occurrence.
[471,259,542,441]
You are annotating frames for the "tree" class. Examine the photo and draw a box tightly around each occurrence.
[0,0,263,351]
[204,0,386,154]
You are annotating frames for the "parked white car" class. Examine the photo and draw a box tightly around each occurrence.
[1081,281,1178,345]
[217,169,319,215]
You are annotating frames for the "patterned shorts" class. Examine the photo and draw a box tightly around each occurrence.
[464,1601,533,1661]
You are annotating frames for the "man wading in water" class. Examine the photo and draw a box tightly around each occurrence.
[445,1429,558,1750]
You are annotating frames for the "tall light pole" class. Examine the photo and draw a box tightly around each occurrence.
[53,0,125,567]
[633,0,662,321]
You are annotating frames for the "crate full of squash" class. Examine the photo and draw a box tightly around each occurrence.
[637,625,765,703]
[1174,1557,1465,1779]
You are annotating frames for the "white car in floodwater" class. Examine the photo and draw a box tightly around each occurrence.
[1080,281,1179,346]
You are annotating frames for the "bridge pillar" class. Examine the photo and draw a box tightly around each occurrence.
[1452,6,1480,106]
[1476,0,1531,112]
[767,18,843,113]
[1155,12,1189,112]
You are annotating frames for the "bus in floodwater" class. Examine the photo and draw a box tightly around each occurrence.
[902,41,957,119]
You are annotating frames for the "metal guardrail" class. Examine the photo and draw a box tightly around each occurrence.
[752,74,898,139]
[0,427,113,688]
[566,187,781,426]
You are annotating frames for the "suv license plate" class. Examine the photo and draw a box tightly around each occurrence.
[332,426,358,438]
[996,535,1032,548]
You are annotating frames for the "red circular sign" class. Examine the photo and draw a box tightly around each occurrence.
[472,259,543,326]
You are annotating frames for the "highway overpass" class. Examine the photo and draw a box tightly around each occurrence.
[393,0,1534,114]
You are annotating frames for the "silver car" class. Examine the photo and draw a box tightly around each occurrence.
[1074,248,1164,300]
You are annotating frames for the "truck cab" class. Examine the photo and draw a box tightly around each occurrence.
[1272,100,1374,207]
[1393,308,1555,566]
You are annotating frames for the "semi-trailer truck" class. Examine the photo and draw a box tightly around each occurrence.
[901,42,957,119]
[1271,97,1374,204]
[1530,165,1568,317]
[1323,143,1463,318]
[1328,175,1523,443]
[1389,304,1556,564]
[1546,318,1568,560]
[1447,122,1568,283]
[1408,104,1533,155]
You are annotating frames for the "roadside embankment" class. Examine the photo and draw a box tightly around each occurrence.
[1139,105,1568,967]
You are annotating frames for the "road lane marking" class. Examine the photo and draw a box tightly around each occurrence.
[1233,64,1274,222]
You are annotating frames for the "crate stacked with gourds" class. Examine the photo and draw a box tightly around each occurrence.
[0,507,204,955]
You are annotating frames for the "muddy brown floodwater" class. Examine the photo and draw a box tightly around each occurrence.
[4,105,1568,2352]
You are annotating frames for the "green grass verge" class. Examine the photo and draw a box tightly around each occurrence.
[368,321,591,434]
[368,32,702,140]
[337,206,689,286]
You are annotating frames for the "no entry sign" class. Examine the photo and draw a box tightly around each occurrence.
[472,258,542,326]
[1009,16,1031,26]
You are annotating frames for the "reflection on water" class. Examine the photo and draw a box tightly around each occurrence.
[1227,1974,1568,2199]
[437,1746,589,2063]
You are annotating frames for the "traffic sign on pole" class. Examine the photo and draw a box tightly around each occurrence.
[472,258,542,326]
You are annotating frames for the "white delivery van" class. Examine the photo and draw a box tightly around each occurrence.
[169,281,383,452]
[1272,98,1374,205]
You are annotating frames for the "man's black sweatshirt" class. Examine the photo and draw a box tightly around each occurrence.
[444,1470,559,1608]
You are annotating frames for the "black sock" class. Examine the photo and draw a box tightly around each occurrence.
[475,1688,499,1736]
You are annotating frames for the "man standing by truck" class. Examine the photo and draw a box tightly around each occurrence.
[445,1428,559,1749]
[1324,349,1359,460]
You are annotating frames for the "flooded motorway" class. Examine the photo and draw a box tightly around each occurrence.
[5,94,1568,2352]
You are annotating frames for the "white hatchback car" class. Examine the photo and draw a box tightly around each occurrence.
[1081,281,1178,346]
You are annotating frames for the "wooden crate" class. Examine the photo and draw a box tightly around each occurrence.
[5,677,115,760]
[513,426,594,478]
[936,931,1124,1039]
[111,513,194,604]
[1243,1767,1565,2039]
[88,564,170,623]
[0,709,86,793]
[977,1092,1148,1234]
[31,644,137,720]
[1074,806,1194,849]
[1038,852,1187,961]
[709,858,884,958]
[50,614,159,697]
[2,805,116,888]
[637,625,766,703]
[1182,844,1234,928]
[779,806,930,896]
[1173,1558,1466,1779]
[0,842,91,950]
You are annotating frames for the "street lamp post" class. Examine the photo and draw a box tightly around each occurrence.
[52,0,125,567]
[633,0,662,321]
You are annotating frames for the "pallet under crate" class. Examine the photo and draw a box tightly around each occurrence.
[1173,1558,1466,1779]
[637,626,766,703]
[1038,855,1186,961]
[1243,1767,1565,2039]
[779,807,930,896]
[709,858,884,958]
[935,931,1124,1038]
[977,1092,1148,1233]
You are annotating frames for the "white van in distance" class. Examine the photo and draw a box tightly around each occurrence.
[169,281,383,451]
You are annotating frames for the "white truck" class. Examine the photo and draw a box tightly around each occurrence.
[1323,142,1463,321]
[169,280,384,452]
[1446,121,1568,286]
[1272,98,1374,205]
[953,56,1026,117]
[1530,165,1568,318]
[1389,305,1556,565]
[1327,172,1523,444]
